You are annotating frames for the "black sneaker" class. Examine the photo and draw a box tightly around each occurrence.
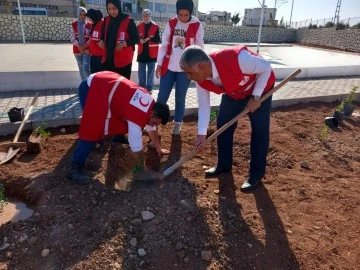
[67,167,91,185]
[111,135,129,144]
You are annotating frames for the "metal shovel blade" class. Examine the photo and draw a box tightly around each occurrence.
[0,147,21,165]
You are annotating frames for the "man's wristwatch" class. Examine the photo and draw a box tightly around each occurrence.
[253,95,261,101]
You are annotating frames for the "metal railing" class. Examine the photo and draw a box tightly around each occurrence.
[289,16,360,29]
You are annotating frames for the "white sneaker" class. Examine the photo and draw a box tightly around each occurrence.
[172,122,182,135]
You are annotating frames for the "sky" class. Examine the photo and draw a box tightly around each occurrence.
[198,0,360,23]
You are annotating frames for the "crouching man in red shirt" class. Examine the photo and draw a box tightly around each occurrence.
[69,71,170,185]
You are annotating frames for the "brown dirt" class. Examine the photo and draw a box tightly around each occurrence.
[0,102,359,270]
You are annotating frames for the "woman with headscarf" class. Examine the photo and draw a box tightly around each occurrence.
[86,9,104,73]
[99,0,139,79]
[155,0,204,135]
[70,6,92,81]
[136,9,160,94]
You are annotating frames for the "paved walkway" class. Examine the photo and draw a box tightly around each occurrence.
[1,76,359,136]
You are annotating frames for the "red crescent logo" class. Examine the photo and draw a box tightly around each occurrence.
[139,97,149,107]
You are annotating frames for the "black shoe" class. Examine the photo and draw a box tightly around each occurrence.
[240,177,262,191]
[205,166,231,177]
[111,135,129,144]
[67,165,91,185]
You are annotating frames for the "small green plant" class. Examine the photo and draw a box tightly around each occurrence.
[345,86,358,105]
[210,111,217,123]
[335,101,344,113]
[34,123,51,138]
[0,183,6,208]
[132,163,144,174]
[320,125,330,140]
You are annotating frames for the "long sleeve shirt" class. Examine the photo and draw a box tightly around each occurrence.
[157,17,204,72]
[196,49,272,135]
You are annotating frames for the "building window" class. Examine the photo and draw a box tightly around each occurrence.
[145,1,153,11]
[168,4,176,14]
[155,3,166,13]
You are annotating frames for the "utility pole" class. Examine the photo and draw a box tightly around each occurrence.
[257,0,265,53]
[16,0,25,44]
[334,0,342,26]
[289,0,294,28]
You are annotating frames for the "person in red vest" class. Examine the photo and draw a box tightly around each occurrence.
[136,9,160,93]
[98,0,139,79]
[86,9,104,73]
[68,71,170,185]
[179,45,276,191]
[70,6,91,81]
[155,0,204,135]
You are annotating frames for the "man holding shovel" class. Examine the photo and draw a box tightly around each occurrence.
[179,45,275,191]
[68,71,170,185]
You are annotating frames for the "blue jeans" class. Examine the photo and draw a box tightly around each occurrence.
[72,80,95,165]
[216,94,273,179]
[157,70,191,122]
[138,61,156,92]
[78,80,89,110]
[90,55,103,74]
[74,53,90,81]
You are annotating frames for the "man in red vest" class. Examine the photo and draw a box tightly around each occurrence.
[68,71,170,185]
[179,45,276,191]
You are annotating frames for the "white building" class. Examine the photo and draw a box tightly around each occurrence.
[0,0,199,21]
[242,7,277,26]
[198,10,232,25]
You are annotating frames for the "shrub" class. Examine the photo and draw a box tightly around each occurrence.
[351,22,360,29]
[325,21,334,28]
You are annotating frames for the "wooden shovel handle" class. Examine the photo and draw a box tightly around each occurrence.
[161,69,302,178]
[13,92,39,143]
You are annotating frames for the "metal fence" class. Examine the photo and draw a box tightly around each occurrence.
[288,16,360,29]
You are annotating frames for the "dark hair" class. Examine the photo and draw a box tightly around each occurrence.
[179,45,211,70]
[96,9,103,20]
[176,0,194,15]
[106,0,122,12]
[152,102,170,125]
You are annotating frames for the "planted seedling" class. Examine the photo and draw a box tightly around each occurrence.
[33,123,51,138]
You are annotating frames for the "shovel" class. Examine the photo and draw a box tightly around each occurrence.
[0,92,39,165]
[158,69,302,181]
[133,69,302,183]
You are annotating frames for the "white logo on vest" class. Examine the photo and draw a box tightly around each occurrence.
[130,89,152,113]
[239,76,249,86]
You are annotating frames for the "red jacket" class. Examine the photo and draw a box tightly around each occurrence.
[101,16,134,68]
[71,21,91,54]
[79,71,154,142]
[137,22,159,58]
[198,46,276,100]
[161,17,200,76]
[89,19,104,57]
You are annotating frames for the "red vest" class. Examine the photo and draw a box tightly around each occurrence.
[101,16,134,68]
[72,21,91,54]
[198,46,276,100]
[137,22,159,58]
[89,19,104,57]
[79,71,155,142]
[161,17,200,76]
